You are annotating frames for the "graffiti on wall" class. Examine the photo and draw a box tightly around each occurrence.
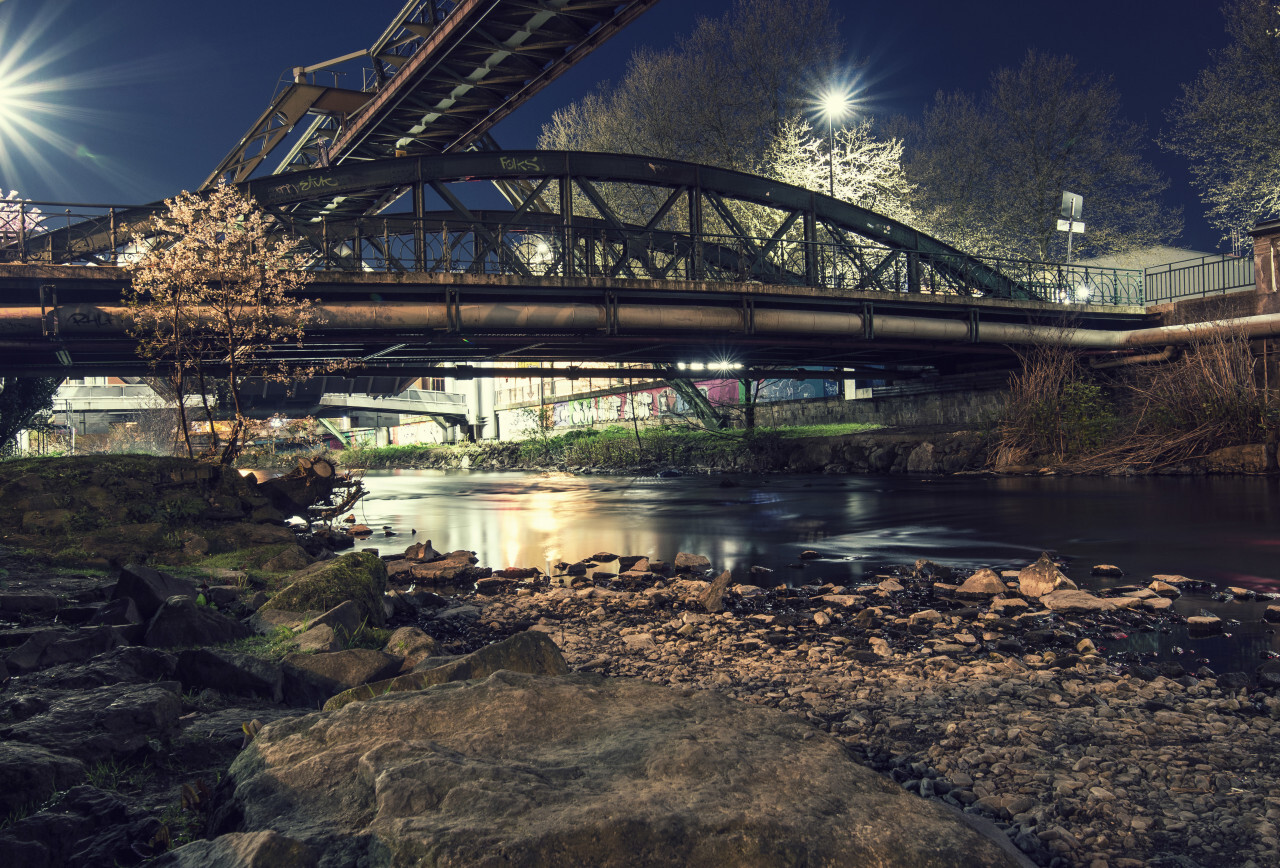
[547,378,836,429]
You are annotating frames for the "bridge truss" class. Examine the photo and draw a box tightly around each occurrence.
[1,151,1145,308]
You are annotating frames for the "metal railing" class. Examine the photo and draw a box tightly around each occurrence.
[1143,254,1256,305]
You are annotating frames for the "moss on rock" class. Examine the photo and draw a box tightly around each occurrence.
[259,552,387,628]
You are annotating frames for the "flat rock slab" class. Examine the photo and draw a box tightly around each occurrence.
[210,671,1023,868]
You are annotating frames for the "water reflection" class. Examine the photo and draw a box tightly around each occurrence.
[354,469,1280,672]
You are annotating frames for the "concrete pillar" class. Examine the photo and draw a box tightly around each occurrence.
[1252,217,1280,294]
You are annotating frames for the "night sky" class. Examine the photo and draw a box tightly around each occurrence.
[0,0,1230,250]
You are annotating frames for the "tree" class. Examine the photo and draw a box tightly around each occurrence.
[1164,0,1280,246]
[901,51,1181,261]
[539,0,842,172]
[760,116,916,224]
[124,183,319,464]
[0,377,61,454]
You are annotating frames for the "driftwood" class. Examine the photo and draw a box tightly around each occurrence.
[257,456,363,521]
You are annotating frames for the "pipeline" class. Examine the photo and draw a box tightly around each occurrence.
[4,302,1280,353]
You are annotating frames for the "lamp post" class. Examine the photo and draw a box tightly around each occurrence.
[820,89,851,198]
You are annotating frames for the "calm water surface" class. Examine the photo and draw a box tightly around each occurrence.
[353,470,1280,672]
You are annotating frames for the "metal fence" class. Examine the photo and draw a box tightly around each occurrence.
[1143,254,1256,305]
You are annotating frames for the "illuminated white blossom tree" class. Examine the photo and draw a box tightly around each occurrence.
[0,190,43,243]
[124,183,319,463]
[761,116,916,223]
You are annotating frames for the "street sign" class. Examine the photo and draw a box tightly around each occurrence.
[1060,191,1083,220]
[1058,192,1084,266]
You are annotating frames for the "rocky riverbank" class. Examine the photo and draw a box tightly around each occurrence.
[2,454,1280,866]
[369,548,1280,868]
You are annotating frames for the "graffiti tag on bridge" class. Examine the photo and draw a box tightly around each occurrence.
[271,176,338,198]
[67,310,114,328]
[500,156,542,173]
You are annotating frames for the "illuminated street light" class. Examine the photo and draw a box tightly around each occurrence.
[819,88,853,198]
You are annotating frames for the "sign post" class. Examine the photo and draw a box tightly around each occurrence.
[1058,191,1085,265]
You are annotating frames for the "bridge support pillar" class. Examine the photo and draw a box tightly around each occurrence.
[1253,218,1280,295]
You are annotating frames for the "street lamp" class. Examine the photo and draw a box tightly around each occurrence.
[819,88,852,198]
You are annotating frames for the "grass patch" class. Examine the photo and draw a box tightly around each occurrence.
[160,543,299,588]
[222,625,300,661]
[86,757,153,793]
[769,422,882,438]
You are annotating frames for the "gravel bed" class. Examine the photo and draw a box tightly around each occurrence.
[401,557,1280,868]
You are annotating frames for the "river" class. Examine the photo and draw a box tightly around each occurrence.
[352,469,1280,674]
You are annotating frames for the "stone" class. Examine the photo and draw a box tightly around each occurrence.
[152,830,318,868]
[295,623,339,653]
[3,681,182,761]
[382,626,440,671]
[1091,564,1125,577]
[282,649,403,708]
[1204,443,1269,473]
[260,551,389,627]
[1226,585,1256,600]
[216,672,1024,868]
[144,596,253,648]
[407,551,490,587]
[4,626,128,674]
[1187,614,1223,633]
[1148,580,1182,598]
[28,645,177,690]
[0,784,144,867]
[699,570,734,613]
[324,630,569,711]
[261,545,312,573]
[86,597,144,630]
[1018,553,1076,598]
[673,551,711,572]
[175,648,284,702]
[1040,590,1116,614]
[0,742,86,814]
[1265,605,1280,623]
[309,599,366,641]
[958,568,1007,598]
[112,563,200,620]
[0,592,59,615]
[908,609,944,626]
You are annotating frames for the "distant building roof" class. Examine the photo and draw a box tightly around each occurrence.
[1077,244,1226,272]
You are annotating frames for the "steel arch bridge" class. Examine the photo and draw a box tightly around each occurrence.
[4,151,1142,307]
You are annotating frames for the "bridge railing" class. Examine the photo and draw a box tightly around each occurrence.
[1142,254,1256,305]
[0,200,162,265]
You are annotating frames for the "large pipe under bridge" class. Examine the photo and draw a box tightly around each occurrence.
[7,300,1280,351]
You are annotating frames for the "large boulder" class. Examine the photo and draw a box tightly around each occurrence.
[1017,553,1076,598]
[4,626,129,674]
[212,671,1023,867]
[27,645,176,690]
[3,681,183,762]
[0,742,86,814]
[282,650,403,709]
[325,630,567,711]
[260,552,388,627]
[153,830,318,868]
[176,648,285,702]
[112,564,200,621]
[144,596,253,648]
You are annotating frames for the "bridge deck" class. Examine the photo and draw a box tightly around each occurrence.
[0,265,1154,378]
